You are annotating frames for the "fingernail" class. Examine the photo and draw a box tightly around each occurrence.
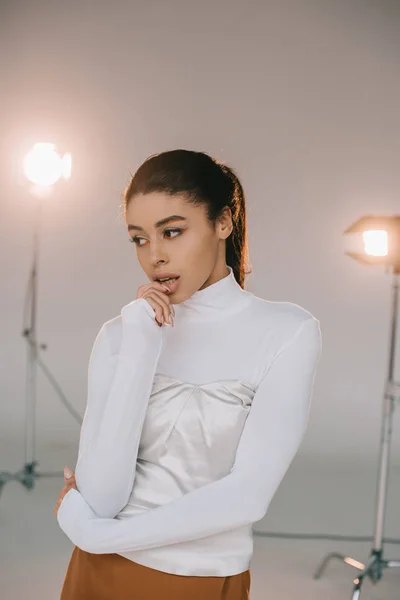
[64,466,73,479]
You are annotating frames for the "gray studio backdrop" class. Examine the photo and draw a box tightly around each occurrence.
[1,0,400,478]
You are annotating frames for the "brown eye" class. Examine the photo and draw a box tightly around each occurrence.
[129,237,144,246]
[129,228,182,247]
[164,228,182,238]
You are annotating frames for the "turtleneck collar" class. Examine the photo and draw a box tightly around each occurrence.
[174,265,250,321]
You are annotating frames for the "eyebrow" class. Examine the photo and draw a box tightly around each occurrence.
[127,215,187,232]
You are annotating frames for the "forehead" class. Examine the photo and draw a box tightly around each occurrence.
[125,192,204,225]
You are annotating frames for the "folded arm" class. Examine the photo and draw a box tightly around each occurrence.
[73,298,162,518]
[58,317,322,553]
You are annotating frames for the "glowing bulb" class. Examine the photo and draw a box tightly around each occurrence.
[23,143,72,186]
[362,230,388,257]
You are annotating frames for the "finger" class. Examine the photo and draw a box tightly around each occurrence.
[64,466,74,480]
[137,281,171,299]
[143,295,164,325]
[63,483,76,494]
[140,282,173,308]
[143,292,172,325]
[140,280,171,291]
[148,289,174,321]
[64,473,76,486]
[137,282,175,323]
[64,477,76,488]
[59,485,69,499]
[145,290,173,324]
[63,482,77,493]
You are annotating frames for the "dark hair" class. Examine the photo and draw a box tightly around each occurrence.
[123,149,252,288]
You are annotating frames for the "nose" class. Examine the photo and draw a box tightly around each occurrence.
[149,240,168,267]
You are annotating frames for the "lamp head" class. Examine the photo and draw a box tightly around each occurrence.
[23,143,72,187]
[344,215,400,272]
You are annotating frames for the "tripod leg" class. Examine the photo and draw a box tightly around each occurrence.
[386,560,400,568]
[314,553,365,580]
[351,575,363,600]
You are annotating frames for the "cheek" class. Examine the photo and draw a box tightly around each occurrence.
[184,230,216,255]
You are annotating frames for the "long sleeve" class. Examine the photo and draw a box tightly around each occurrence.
[57,316,322,554]
[72,297,163,518]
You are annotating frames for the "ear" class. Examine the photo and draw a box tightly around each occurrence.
[216,207,233,240]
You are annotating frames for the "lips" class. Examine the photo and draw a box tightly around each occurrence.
[159,277,180,294]
[154,273,180,281]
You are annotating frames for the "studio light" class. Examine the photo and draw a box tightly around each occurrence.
[0,142,79,502]
[23,142,72,187]
[314,215,400,599]
[344,215,400,269]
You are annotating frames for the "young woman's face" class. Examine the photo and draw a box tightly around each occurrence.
[125,192,232,304]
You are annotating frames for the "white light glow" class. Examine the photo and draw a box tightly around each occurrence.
[23,143,72,186]
[362,230,388,257]
[62,153,72,179]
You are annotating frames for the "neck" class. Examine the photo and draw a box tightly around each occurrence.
[175,265,250,321]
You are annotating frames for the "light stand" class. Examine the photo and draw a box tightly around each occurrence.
[314,216,400,599]
[0,143,79,500]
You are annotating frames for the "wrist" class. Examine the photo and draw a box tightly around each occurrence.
[120,298,162,355]
[121,297,157,324]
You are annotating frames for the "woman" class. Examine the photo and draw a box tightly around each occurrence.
[54,149,322,599]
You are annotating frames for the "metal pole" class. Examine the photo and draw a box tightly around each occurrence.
[23,198,42,474]
[372,272,399,551]
[313,269,400,596]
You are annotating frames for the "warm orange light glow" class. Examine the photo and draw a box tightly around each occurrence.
[362,230,388,257]
[344,557,365,570]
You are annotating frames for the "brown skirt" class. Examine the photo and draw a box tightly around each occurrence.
[60,546,251,600]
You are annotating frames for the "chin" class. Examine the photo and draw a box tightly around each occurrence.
[169,290,187,305]
[168,291,180,304]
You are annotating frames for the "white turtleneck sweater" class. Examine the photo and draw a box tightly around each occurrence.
[57,266,322,576]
